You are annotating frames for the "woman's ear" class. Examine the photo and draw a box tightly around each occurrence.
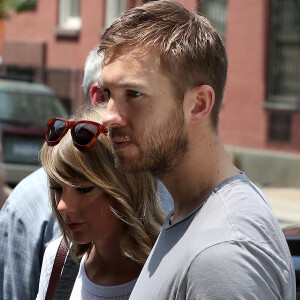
[90,83,105,106]
[190,85,215,121]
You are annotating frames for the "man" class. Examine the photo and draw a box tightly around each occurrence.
[98,1,296,299]
[0,47,103,300]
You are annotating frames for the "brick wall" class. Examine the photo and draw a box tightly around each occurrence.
[2,0,104,112]
[219,0,270,150]
[2,0,300,153]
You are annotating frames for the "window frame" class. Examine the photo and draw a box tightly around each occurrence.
[104,0,126,29]
[198,0,228,41]
[54,0,81,38]
[265,0,300,111]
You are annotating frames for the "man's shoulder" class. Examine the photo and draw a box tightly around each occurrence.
[12,168,48,193]
[185,240,295,299]
[208,175,275,227]
[0,168,51,227]
[156,175,290,271]
[1,168,48,211]
[196,176,287,250]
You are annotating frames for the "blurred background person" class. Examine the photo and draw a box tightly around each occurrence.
[0,128,8,209]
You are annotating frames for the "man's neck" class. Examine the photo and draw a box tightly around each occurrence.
[162,135,239,225]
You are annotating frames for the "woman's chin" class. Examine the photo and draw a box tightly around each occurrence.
[71,236,92,245]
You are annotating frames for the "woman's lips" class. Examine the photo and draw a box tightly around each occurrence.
[66,222,85,231]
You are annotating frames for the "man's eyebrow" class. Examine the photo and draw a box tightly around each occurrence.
[98,80,147,90]
[97,80,104,89]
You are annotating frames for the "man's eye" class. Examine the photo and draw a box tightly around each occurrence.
[126,90,142,98]
[103,88,111,101]
[76,187,94,194]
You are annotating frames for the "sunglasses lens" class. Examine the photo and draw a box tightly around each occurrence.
[47,120,67,142]
[72,123,99,146]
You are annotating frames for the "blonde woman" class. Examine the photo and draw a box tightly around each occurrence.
[36,106,164,300]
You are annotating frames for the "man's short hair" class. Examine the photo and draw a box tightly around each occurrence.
[82,48,104,103]
[99,0,228,130]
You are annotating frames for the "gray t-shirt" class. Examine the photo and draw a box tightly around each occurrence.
[130,174,296,299]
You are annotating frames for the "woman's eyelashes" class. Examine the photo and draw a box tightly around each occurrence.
[76,186,94,194]
[50,185,62,192]
[50,184,94,195]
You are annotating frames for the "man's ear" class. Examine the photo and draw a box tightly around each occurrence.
[190,85,215,121]
[90,83,105,106]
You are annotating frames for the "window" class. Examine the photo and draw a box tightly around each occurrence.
[6,66,35,82]
[266,0,300,111]
[105,0,126,29]
[55,0,81,37]
[199,0,228,40]
[268,112,292,142]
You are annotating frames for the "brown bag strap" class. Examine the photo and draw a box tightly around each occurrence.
[45,237,68,300]
[54,245,82,300]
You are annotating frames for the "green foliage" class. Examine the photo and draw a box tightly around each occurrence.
[11,0,36,12]
[0,0,36,18]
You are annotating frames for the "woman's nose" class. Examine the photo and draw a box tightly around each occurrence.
[57,197,68,214]
[57,188,77,215]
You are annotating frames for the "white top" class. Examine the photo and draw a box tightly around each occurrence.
[36,237,137,300]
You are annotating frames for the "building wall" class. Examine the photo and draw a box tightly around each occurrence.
[4,0,103,69]
[2,0,105,111]
[220,0,300,153]
[219,0,269,150]
[178,0,275,151]
[177,0,300,154]
[0,20,4,55]
[2,0,300,153]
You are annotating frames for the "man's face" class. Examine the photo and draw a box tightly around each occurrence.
[100,50,189,178]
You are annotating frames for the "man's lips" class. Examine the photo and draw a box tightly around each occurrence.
[66,222,85,231]
[112,141,132,151]
[111,137,132,151]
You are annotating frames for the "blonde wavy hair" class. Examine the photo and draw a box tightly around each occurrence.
[40,105,164,264]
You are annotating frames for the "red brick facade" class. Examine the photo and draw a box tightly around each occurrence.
[2,0,105,110]
[219,0,270,149]
[2,0,300,153]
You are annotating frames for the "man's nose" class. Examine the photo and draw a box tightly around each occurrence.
[102,98,126,128]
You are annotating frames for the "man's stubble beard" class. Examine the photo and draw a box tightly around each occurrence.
[113,105,189,179]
